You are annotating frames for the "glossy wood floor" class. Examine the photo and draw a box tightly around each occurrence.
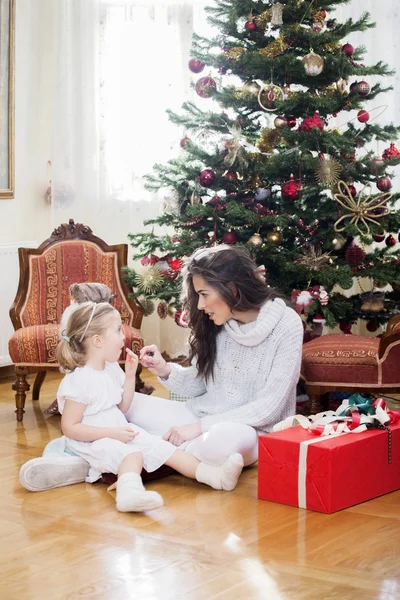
[1,371,400,600]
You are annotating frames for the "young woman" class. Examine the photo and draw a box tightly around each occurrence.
[20,245,303,489]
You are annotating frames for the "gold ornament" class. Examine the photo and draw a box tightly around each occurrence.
[241,80,261,96]
[257,128,282,154]
[167,302,178,317]
[334,180,392,236]
[336,79,348,94]
[274,116,288,129]
[258,83,285,112]
[254,10,272,30]
[267,230,283,245]
[331,234,346,250]
[248,232,263,247]
[302,50,324,76]
[224,47,245,61]
[295,246,333,271]
[190,190,202,205]
[136,267,164,294]
[259,35,288,58]
[315,157,342,186]
[271,2,283,25]
[322,42,341,54]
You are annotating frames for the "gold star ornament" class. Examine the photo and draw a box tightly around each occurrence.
[334,180,392,236]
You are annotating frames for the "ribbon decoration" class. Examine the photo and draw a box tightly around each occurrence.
[273,395,400,510]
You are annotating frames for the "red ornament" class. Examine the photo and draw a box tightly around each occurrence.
[342,43,354,57]
[298,111,324,132]
[385,234,397,247]
[366,321,378,333]
[349,81,359,93]
[357,110,370,123]
[281,175,301,201]
[188,59,205,74]
[339,321,353,334]
[167,257,183,271]
[174,309,188,328]
[165,269,179,280]
[376,176,392,192]
[382,143,400,161]
[345,242,365,267]
[224,170,238,182]
[286,116,297,129]
[355,81,370,97]
[348,184,357,197]
[195,76,217,99]
[198,169,216,187]
[245,19,257,31]
[222,231,238,245]
[141,255,159,266]
[372,234,385,243]
[180,137,190,148]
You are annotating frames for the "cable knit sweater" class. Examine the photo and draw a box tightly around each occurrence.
[159,298,303,434]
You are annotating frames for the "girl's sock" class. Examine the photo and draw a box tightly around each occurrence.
[115,472,163,512]
[195,453,244,491]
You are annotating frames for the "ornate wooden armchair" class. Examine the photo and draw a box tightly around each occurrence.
[302,314,400,413]
[9,219,146,421]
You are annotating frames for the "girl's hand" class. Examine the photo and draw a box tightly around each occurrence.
[125,348,139,379]
[163,422,202,446]
[139,345,171,379]
[110,427,138,443]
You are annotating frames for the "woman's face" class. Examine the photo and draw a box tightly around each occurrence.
[192,275,233,326]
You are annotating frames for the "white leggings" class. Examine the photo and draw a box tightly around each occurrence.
[125,392,259,467]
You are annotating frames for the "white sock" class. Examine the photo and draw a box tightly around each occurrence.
[115,472,163,512]
[195,453,244,491]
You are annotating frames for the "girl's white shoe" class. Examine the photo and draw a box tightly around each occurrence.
[19,456,89,491]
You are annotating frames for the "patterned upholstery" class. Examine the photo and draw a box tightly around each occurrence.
[9,323,143,366]
[302,335,380,385]
[20,241,134,327]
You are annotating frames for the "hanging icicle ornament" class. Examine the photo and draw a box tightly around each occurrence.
[334,180,392,236]
[302,49,324,76]
[271,2,283,26]
[315,156,342,186]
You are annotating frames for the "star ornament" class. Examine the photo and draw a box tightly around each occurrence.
[334,180,392,236]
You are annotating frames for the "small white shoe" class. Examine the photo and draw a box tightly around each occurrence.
[19,456,89,492]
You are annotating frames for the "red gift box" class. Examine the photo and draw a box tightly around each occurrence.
[258,422,400,513]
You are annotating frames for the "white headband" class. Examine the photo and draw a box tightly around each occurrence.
[79,303,97,343]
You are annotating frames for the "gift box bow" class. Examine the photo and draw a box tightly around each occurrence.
[274,394,400,437]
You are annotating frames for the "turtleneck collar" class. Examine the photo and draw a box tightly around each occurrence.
[223,298,286,347]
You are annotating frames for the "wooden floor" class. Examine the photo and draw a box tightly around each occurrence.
[1,371,400,600]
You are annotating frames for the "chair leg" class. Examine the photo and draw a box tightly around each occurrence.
[32,371,47,400]
[12,366,30,422]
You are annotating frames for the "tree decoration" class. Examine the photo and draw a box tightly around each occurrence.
[315,156,341,186]
[175,309,188,328]
[342,43,354,57]
[282,175,301,200]
[382,143,400,161]
[372,233,386,243]
[224,47,245,61]
[377,176,392,191]
[258,82,285,112]
[248,232,263,247]
[357,110,370,123]
[267,230,283,245]
[242,80,261,96]
[190,190,202,204]
[157,300,168,319]
[271,2,283,26]
[257,128,282,153]
[135,267,164,294]
[188,59,205,74]
[336,79,348,94]
[334,180,392,235]
[295,246,333,271]
[259,35,289,58]
[355,81,370,97]
[298,111,324,132]
[287,116,297,129]
[245,11,257,32]
[345,242,365,267]
[167,302,178,317]
[195,76,217,98]
[222,230,238,245]
[223,124,259,169]
[386,234,397,247]
[140,298,155,317]
[180,137,190,148]
[274,116,287,129]
[198,169,216,187]
[302,50,324,76]
[254,10,272,31]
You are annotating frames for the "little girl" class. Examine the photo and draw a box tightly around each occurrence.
[20,301,244,513]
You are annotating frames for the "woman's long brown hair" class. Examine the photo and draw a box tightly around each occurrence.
[181,245,281,382]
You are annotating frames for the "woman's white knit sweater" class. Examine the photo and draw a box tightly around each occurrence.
[160,298,303,434]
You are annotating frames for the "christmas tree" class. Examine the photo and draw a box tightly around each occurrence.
[125,0,400,334]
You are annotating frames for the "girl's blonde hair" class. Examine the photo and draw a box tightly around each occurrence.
[56,301,116,372]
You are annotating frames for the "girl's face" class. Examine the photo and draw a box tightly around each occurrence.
[192,275,233,326]
[100,310,125,363]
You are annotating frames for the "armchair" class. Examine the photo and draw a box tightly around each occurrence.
[302,314,400,413]
[9,219,146,421]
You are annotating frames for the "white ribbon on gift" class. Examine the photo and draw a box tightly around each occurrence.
[273,400,391,509]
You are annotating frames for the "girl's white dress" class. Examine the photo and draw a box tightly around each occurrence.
[57,362,177,481]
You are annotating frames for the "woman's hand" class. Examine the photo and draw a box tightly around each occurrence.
[110,427,138,443]
[125,348,139,380]
[163,422,202,446]
[139,345,171,379]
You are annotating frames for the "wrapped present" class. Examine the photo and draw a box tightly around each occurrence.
[258,396,400,513]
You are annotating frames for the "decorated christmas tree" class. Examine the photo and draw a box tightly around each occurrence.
[125,0,400,334]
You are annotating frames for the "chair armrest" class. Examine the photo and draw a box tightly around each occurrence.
[378,315,400,359]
